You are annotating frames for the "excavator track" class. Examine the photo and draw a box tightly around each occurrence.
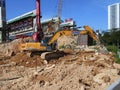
[24,50,67,61]
[41,50,67,61]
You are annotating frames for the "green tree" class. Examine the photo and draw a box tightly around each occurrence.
[101,29,120,46]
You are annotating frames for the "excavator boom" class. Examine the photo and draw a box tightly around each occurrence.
[83,26,99,43]
[47,26,99,45]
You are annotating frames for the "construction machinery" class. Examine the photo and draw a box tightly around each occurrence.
[19,25,99,52]
[33,0,43,42]
[19,0,99,60]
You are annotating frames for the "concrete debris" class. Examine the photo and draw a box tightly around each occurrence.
[45,64,55,70]
[84,47,95,52]
[0,38,120,90]
[6,50,15,57]
[43,60,48,64]
[0,39,21,56]
[102,75,111,83]
[0,76,21,81]
[57,35,77,49]
[93,73,110,84]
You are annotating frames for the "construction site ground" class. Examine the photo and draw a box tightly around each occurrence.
[0,37,120,90]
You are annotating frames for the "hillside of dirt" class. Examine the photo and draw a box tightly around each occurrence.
[0,38,120,90]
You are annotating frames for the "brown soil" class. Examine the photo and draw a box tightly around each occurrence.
[0,38,120,90]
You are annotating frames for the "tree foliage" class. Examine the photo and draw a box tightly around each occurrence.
[100,29,120,46]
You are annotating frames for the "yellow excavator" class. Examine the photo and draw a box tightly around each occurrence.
[19,25,99,52]
[19,0,99,60]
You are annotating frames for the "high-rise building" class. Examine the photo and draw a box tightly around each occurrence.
[108,3,120,32]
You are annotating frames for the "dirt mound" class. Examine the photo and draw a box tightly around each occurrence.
[0,50,120,90]
[10,53,44,67]
[0,37,34,57]
[0,39,22,56]
[4,52,120,90]
[0,38,120,90]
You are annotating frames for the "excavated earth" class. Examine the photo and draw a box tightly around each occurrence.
[0,38,120,90]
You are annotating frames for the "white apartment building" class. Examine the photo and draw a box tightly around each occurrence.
[108,3,120,32]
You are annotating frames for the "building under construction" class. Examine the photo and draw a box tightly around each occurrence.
[7,10,75,40]
[0,0,94,46]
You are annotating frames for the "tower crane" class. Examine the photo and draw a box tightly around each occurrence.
[57,0,63,17]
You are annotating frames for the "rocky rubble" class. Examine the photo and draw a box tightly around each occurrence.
[0,38,120,90]
[0,39,22,57]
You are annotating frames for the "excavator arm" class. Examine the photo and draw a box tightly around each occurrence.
[47,29,72,45]
[47,26,99,45]
[83,26,99,43]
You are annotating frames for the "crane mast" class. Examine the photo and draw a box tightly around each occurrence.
[57,0,63,17]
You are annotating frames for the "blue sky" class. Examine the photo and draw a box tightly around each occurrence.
[6,0,120,31]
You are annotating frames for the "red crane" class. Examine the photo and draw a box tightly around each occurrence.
[33,0,43,42]
[36,0,41,31]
